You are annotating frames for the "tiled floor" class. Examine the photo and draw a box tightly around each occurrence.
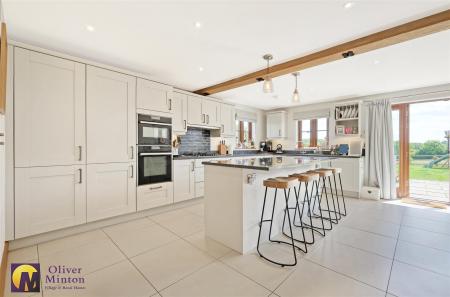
[4,198,450,297]
[410,179,449,202]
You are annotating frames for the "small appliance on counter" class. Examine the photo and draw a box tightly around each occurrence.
[259,141,272,152]
[275,144,283,154]
[338,144,349,155]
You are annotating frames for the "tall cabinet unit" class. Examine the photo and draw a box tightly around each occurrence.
[173,91,188,133]
[86,66,136,222]
[13,48,87,238]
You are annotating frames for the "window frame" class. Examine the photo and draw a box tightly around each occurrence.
[297,118,329,148]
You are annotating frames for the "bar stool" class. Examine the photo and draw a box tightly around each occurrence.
[257,176,301,267]
[319,167,347,217]
[282,172,326,245]
[307,169,339,229]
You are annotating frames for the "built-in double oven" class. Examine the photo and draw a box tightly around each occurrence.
[137,114,172,186]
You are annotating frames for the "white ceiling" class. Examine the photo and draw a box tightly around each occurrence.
[3,0,450,109]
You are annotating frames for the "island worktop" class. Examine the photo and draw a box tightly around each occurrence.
[203,155,333,254]
[202,156,336,171]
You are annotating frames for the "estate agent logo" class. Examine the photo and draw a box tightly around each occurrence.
[11,263,41,293]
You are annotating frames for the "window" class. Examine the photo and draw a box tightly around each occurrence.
[296,117,329,148]
[236,120,256,145]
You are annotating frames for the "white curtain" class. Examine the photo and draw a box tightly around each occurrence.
[364,99,396,199]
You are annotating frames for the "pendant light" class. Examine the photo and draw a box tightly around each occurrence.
[262,54,274,93]
[292,72,300,103]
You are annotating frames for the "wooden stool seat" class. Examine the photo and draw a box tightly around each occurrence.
[308,169,332,177]
[263,176,297,189]
[318,167,342,174]
[290,172,320,182]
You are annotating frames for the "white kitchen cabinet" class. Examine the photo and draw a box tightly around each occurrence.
[173,159,195,203]
[220,104,235,136]
[86,66,136,164]
[137,182,173,211]
[266,111,287,138]
[330,157,364,198]
[15,165,86,238]
[14,48,86,167]
[188,95,204,126]
[137,78,173,114]
[173,92,188,133]
[86,163,136,222]
[203,99,220,127]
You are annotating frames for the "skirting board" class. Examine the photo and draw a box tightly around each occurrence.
[9,198,203,251]
[0,241,9,297]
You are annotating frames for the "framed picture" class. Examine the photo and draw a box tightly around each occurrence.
[336,125,345,135]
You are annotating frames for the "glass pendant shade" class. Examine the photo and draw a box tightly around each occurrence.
[292,89,300,102]
[263,77,273,93]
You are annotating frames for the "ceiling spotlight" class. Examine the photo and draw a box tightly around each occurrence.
[373,60,380,65]
[86,25,95,32]
[344,2,354,9]
[292,72,300,103]
[198,66,204,72]
[194,21,202,28]
[262,54,274,93]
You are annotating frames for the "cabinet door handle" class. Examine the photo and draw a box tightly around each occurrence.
[222,124,224,133]
[206,115,209,124]
[150,185,163,190]
[184,120,187,129]
[192,161,195,172]
[77,146,82,161]
[279,129,281,136]
[77,169,82,184]
[202,114,205,123]
[129,164,134,178]
[129,146,134,159]
[168,98,172,110]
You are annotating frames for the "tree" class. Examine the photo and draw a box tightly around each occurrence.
[416,140,447,156]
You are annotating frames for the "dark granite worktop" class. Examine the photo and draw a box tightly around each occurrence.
[173,152,361,160]
[202,156,336,171]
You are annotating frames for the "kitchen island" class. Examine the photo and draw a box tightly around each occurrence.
[202,156,334,254]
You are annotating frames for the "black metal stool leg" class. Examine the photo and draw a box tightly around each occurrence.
[338,173,347,216]
[327,176,340,223]
[332,173,342,216]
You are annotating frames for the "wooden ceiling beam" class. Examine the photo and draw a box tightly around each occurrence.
[194,9,450,96]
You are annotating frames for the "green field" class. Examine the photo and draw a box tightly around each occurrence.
[396,160,449,182]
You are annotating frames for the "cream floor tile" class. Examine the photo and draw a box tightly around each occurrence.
[306,240,392,290]
[220,250,294,291]
[131,239,214,291]
[102,218,155,238]
[4,258,42,297]
[388,261,450,297]
[402,215,450,236]
[105,222,179,257]
[153,213,204,237]
[184,231,231,258]
[341,215,400,238]
[149,208,192,223]
[329,225,397,258]
[159,261,270,297]
[38,230,109,257]
[7,245,38,263]
[42,260,156,297]
[403,208,450,223]
[394,240,450,277]
[352,207,404,224]
[183,203,204,217]
[275,259,385,297]
[399,225,450,253]
[39,238,125,278]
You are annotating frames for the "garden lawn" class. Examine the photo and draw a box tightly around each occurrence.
[409,164,449,182]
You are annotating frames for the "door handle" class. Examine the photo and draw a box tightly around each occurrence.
[202,114,205,123]
[222,124,224,133]
[129,146,134,159]
[206,115,209,124]
[129,164,134,178]
[76,169,82,184]
[192,161,195,172]
[168,98,172,110]
[150,185,163,190]
[77,146,82,161]
[184,120,187,129]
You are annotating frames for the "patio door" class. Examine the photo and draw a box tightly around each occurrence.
[393,100,450,202]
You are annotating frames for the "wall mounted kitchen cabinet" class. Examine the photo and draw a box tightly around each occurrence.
[173,159,195,203]
[15,165,87,238]
[266,111,287,138]
[86,162,136,222]
[137,78,173,114]
[173,92,188,133]
[14,48,86,167]
[86,66,136,164]
[220,104,235,136]
[187,95,221,128]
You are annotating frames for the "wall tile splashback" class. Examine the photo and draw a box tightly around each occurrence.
[178,127,211,154]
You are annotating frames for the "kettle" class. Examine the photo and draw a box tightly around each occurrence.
[275,144,283,154]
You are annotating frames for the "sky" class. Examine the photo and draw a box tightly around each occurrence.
[392,100,450,143]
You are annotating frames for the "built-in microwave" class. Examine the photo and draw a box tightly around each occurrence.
[137,145,172,186]
[138,114,172,146]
